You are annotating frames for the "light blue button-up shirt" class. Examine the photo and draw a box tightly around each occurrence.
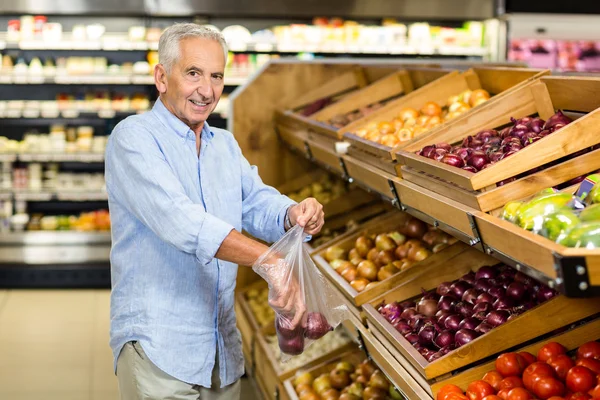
[105,98,295,387]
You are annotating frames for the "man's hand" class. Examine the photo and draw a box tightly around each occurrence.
[288,198,324,235]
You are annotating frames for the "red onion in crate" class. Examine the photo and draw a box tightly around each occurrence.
[441,154,465,168]
[459,317,479,331]
[473,302,492,314]
[463,166,478,173]
[475,265,498,280]
[454,301,474,317]
[401,307,417,321]
[450,281,472,298]
[506,282,528,301]
[486,310,510,326]
[434,330,455,349]
[467,152,489,170]
[454,147,473,160]
[393,320,412,335]
[438,295,457,312]
[476,129,498,142]
[434,148,448,161]
[436,282,453,296]
[404,332,419,344]
[475,322,493,334]
[418,324,438,345]
[421,145,437,159]
[455,329,479,347]
[529,117,545,133]
[489,151,504,163]
[444,314,463,331]
[436,142,452,152]
[543,110,572,131]
[499,126,511,138]
[460,272,476,285]
[497,177,517,186]
[476,292,495,305]
[462,288,480,305]
[510,124,529,138]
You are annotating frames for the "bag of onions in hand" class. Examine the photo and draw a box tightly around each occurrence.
[253,225,349,361]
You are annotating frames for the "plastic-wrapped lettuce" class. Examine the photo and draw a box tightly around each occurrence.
[556,222,600,249]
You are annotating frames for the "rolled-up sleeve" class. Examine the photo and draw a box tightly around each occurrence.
[239,153,296,244]
[105,123,234,265]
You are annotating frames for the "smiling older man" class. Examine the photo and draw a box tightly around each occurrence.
[105,23,324,399]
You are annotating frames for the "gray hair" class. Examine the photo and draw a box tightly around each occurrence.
[158,23,228,73]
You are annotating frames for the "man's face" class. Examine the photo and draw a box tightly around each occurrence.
[156,37,225,132]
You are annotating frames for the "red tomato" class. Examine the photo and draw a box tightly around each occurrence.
[519,352,537,366]
[533,376,566,399]
[575,358,600,375]
[523,362,557,391]
[547,397,565,400]
[482,396,503,400]
[539,343,568,363]
[444,394,469,400]
[438,384,464,400]
[507,387,533,400]
[589,384,600,398]
[483,371,504,391]
[467,380,495,400]
[565,393,592,400]
[566,366,596,393]
[497,353,528,377]
[577,342,600,361]
[499,377,525,392]
[548,355,576,380]
[497,389,511,399]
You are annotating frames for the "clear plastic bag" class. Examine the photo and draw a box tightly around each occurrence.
[252,225,348,361]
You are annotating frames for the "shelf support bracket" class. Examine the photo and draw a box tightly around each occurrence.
[387,179,402,210]
[553,253,598,297]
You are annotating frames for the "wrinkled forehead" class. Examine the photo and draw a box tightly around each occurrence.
[176,37,226,70]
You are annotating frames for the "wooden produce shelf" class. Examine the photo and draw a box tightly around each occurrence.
[342,155,403,203]
[361,251,600,381]
[356,320,433,400]
[282,349,365,400]
[253,329,356,400]
[396,76,600,213]
[341,67,549,173]
[312,210,471,310]
[428,316,600,397]
[235,280,271,372]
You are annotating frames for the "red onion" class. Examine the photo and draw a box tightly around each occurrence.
[421,145,437,158]
[454,301,474,317]
[487,285,505,299]
[536,286,556,303]
[450,281,472,299]
[438,296,456,312]
[473,302,492,314]
[404,333,419,344]
[441,154,465,168]
[436,282,453,296]
[460,272,476,285]
[543,111,571,131]
[475,322,493,334]
[439,344,456,356]
[502,136,521,146]
[454,147,473,160]
[499,127,511,138]
[529,117,545,133]
[514,116,533,126]
[487,136,502,146]
[399,300,416,310]
[473,311,487,321]
[444,314,463,331]
[417,298,439,317]
[401,307,417,320]
[493,295,514,310]
[421,289,441,301]
[489,151,504,162]
[506,282,527,301]
[393,320,412,335]
[462,166,478,173]
[462,136,474,148]
[539,129,551,137]
[486,310,510,326]
[434,330,455,348]
[550,123,567,133]
[380,302,403,323]
[514,272,534,286]
[476,266,498,280]
[462,288,480,305]
[476,292,494,305]
[476,129,498,142]
[436,310,451,323]
[418,324,438,345]
[497,177,517,186]
[455,329,479,347]
[436,142,452,152]
[427,351,442,362]
[510,124,529,138]
[409,314,427,331]
[467,153,489,170]
[475,279,493,292]
[459,317,479,331]
[434,148,448,161]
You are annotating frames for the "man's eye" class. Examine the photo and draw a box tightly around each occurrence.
[189,71,198,77]
[212,75,223,80]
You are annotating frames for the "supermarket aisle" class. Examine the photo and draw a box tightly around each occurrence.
[0,289,260,400]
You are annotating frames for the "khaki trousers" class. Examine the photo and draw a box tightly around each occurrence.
[117,341,241,400]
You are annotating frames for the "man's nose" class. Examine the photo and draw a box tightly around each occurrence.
[197,78,213,99]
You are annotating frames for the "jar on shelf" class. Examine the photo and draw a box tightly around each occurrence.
[7,20,20,41]
[33,16,47,38]
[20,15,35,40]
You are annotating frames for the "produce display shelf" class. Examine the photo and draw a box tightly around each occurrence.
[1,190,108,202]
[0,231,111,245]
[0,153,105,163]
[0,74,246,86]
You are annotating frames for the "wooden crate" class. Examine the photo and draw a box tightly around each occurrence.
[342,155,403,201]
[339,67,549,173]
[361,250,600,380]
[428,316,600,397]
[253,330,355,400]
[396,76,600,212]
[312,210,472,308]
[283,349,365,400]
[236,280,270,371]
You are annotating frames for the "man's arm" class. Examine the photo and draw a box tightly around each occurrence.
[106,123,268,266]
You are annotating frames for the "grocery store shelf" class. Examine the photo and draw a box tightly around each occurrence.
[0,74,247,86]
[0,109,145,119]
[0,231,111,245]
[4,190,108,202]
[0,35,158,51]
[1,153,104,163]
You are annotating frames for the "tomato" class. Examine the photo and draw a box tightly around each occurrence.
[548,355,576,380]
[499,377,525,392]
[565,393,592,400]
[467,380,495,400]
[547,397,566,400]
[497,353,528,377]
[497,389,511,399]
[507,387,533,400]
[482,396,503,400]
[523,362,557,391]
[519,352,537,366]
[483,371,504,391]
[576,358,600,375]
[533,376,566,399]
[539,343,568,363]
[438,384,465,400]
[577,342,600,361]
[566,366,596,393]
[444,394,469,400]
[589,384,600,398]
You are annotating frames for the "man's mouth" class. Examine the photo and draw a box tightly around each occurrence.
[189,99,210,107]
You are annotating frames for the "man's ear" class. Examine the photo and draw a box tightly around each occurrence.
[154,64,168,94]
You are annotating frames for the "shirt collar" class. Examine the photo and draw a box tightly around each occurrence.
[152,97,215,141]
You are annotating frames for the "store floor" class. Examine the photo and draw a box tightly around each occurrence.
[0,289,261,400]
